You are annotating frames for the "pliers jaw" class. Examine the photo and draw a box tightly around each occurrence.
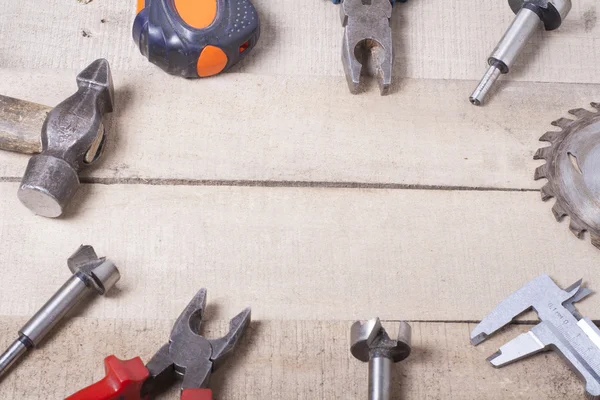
[340,0,394,95]
[143,289,252,398]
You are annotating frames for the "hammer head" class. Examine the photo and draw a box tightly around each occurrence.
[17,59,114,217]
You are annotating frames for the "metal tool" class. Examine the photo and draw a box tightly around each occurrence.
[0,59,115,218]
[133,0,260,78]
[0,245,120,380]
[471,274,600,399]
[66,288,251,400]
[470,0,572,106]
[338,0,406,95]
[350,318,411,400]
[17,59,114,218]
[533,103,600,250]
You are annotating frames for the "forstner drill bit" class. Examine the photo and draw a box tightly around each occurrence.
[0,246,120,379]
[351,318,411,400]
[470,0,572,106]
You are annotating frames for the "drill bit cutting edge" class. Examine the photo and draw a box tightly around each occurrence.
[470,0,572,106]
[0,246,120,380]
[350,318,411,400]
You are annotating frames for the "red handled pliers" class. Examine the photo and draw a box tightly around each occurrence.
[66,289,251,400]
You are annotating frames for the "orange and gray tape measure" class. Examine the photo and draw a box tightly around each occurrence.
[133,0,260,78]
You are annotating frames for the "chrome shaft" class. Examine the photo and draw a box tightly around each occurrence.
[470,7,542,106]
[369,356,392,400]
[0,247,120,380]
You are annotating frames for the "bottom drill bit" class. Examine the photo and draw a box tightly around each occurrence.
[0,246,120,379]
[350,318,411,400]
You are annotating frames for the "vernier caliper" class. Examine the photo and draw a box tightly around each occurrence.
[471,274,600,399]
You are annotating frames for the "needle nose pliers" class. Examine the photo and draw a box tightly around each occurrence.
[66,289,251,400]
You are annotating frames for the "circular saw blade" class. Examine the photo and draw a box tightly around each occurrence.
[534,103,600,249]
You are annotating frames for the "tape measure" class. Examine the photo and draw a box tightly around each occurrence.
[133,0,260,78]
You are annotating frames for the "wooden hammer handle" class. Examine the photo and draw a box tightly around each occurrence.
[0,95,50,154]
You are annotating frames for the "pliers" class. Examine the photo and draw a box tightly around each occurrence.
[66,289,251,400]
[333,0,407,95]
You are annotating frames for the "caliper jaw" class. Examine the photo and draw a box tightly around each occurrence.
[471,274,600,399]
[470,274,581,345]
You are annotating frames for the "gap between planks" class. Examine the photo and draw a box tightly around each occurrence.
[0,176,539,193]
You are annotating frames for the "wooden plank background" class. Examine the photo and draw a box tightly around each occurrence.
[0,0,598,399]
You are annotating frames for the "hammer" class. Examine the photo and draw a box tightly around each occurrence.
[0,59,114,217]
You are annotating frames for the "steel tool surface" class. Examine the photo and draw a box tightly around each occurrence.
[12,59,114,218]
[471,274,600,399]
[0,246,120,380]
[339,0,405,95]
[67,289,251,400]
[470,0,572,106]
[133,0,260,78]
[351,318,411,400]
[533,103,600,249]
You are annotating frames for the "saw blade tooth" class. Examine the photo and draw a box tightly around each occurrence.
[539,130,563,143]
[569,219,586,238]
[551,118,574,129]
[534,147,551,160]
[569,108,596,119]
[540,183,554,201]
[534,165,548,180]
[552,202,568,221]
[591,233,600,250]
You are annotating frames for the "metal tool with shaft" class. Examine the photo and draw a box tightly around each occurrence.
[0,245,120,379]
[334,0,406,95]
[0,59,115,218]
[470,0,572,106]
[66,288,251,400]
[471,274,600,399]
[350,318,411,400]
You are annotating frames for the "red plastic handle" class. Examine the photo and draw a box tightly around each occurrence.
[182,388,213,400]
[65,355,149,400]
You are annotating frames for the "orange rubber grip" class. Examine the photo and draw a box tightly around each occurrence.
[174,0,217,29]
[132,0,260,78]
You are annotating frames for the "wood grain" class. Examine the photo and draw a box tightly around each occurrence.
[0,1,598,399]
[1,69,598,189]
[0,0,598,83]
[0,318,584,399]
[0,95,47,154]
[0,182,597,323]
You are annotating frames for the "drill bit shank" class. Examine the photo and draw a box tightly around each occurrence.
[0,246,120,379]
[470,0,572,106]
[351,318,411,400]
